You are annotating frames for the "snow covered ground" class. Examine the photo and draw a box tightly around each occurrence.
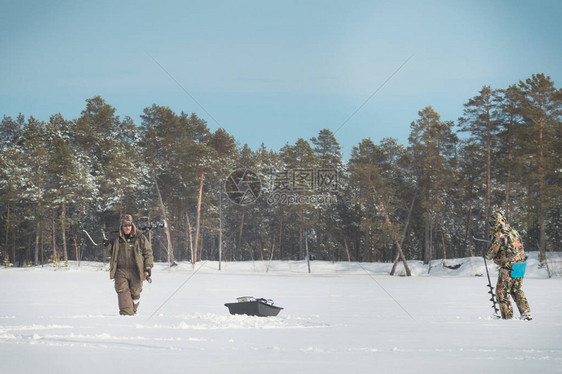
[1,252,561,374]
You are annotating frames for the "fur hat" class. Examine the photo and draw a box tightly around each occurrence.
[121,214,134,226]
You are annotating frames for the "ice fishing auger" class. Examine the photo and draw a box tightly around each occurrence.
[471,231,500,316]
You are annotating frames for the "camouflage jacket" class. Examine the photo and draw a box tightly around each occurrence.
[486,224,525,269]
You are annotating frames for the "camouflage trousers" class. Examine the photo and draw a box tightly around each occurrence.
[496,268,530,319]
[114,268,143,316]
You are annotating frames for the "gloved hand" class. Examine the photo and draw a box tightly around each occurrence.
[144,268,152,283]
[103,238,110,247]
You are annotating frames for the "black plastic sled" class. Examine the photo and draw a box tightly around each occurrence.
[225,296,283,317]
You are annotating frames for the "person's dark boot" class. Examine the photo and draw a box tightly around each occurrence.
[521,310,533,321]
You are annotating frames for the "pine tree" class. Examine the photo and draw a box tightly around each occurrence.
[0,115,34,265]
[514,74,562,257]
[310,129,344,260]
[349,138,411,272]
[408,107,458,264]
[457,140,485,255]
[279,138,317,260]
[0,114,24,146]
[73,96,119,158]
[496,85,524,221]
[458,86,501,224]
[21,116,51,265]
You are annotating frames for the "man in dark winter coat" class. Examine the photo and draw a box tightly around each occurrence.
[486,211,532,320]
[105,215,153,315]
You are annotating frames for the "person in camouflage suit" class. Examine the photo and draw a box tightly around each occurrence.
[486,211,532,320]
[105,215,153,316]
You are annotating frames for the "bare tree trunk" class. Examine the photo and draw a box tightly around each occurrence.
[428,215,434,273]
[147,214,152,251]
[305,230,311,273]
[343,236,351,262]
[364,226,370,262]
[12,234,16,267]
[185,211,194,266]
[538,119,546,258]
[266,233,276,272]
[278,210,284,258]
[248,241,255,262]
[435,213,446,261]
[74,235,80,268]
[218,193,223,271]
[4,203,10,266]
[193,172,204,264]
[41,227,44,266]
[299,208,303,260]
[505,126,513,220]
[441,230,447,261]
[539,214,546,259]
[61,201,69,265]
[367,178,411,276]
[154,172,174,266]
[237,206,245,261]
[35,220,41,266]
[485,124,492,224]
[465,198,474,257]
[35,168,41,266]
[424,217,430,265]
[52,210,58,266]
[391,190,416,275]
[197,214,204,262]
[258,233,265,261]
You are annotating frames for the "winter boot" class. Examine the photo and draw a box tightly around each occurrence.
[133,299,140,314]
[521,310,532,321]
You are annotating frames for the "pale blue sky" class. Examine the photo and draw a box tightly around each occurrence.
[1,0,561,156]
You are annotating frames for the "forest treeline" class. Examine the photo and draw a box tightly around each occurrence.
[1,73,560,268]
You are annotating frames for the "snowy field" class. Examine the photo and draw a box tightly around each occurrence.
[1,252,561,374]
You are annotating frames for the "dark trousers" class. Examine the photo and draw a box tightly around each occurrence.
[114,268,143,315]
